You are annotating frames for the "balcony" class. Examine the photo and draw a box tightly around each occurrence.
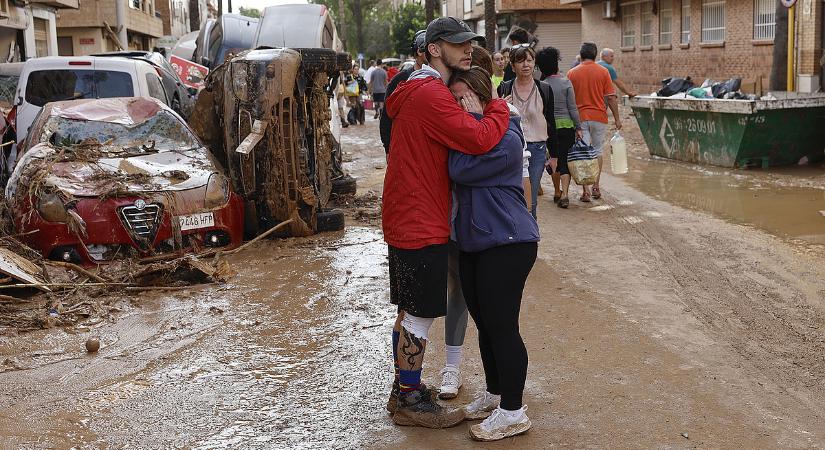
[35,0,79,9]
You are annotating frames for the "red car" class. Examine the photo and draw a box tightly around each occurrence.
[6,97,243,266]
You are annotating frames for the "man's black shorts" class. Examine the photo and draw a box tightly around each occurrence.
[388,243,448,319]
[373,92,386,102]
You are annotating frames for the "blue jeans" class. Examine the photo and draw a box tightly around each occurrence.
[527,142,546,219]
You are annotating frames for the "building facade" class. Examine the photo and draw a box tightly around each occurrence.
[576,0,822,93]
[0,0,78,62]
[57,0,163,55]
[499,0,582,66]
[157,0,190,38]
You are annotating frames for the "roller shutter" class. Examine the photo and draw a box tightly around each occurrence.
[533,22,582,70]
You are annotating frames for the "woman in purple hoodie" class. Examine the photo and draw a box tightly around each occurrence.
[447,67,540,442]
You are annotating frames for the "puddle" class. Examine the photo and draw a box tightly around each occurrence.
[623,155,825,244]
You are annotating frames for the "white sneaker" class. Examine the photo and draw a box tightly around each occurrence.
[469,406,531,441]
[438,366,462,400]
[463,390,500,420]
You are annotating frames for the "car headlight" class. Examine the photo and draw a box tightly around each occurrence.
[204,173,230,209]
[37,193,69,222]
[231,61,249,102]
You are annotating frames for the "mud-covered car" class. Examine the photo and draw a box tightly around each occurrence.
[5,97,244,265]
[191,47,350,237]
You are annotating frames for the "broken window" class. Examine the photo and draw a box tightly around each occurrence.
[45,110,199,152]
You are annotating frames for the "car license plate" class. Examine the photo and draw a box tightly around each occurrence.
[178,212,215,231]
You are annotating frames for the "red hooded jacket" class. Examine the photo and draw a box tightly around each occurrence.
[383,73,510,249]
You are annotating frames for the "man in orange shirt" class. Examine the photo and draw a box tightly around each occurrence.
[567,42,622,202]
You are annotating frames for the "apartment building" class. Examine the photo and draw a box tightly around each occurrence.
[156,0,190,38]
[438,0,581,63]
[0,0,78,61]
[57,0,163,55]
[574,0,822,93]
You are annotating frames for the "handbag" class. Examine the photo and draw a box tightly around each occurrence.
[345,80,360,96]
[567,138,599,186]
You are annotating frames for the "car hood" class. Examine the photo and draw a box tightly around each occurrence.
[6,143,217,199]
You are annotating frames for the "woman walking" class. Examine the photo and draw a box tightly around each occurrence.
[448,67,540,441]
[497,45,558,218]
[536,46,582,209]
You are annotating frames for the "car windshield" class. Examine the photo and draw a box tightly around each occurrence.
[43,110,200,154]
[25,70,134,107]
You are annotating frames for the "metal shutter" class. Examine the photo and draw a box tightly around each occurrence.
[533,22,582,70]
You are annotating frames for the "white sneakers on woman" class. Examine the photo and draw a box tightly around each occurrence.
[469,405,532,441]
[463,390,500,420]
[438,366,462,399]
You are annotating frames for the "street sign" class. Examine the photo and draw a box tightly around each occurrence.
[781,0,796,7]
[357,53,364,59]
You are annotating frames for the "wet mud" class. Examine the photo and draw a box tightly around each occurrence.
[1,113,824,448]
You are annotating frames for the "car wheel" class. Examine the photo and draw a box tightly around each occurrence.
[316,208,345,232]
[296,48,338,73]
[331,175,357,196]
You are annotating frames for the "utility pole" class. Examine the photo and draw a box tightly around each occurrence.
[115,0,128,50]
[218,0,222,17]
[227,0,232,13]
[484,0,496,52]
[425,0,436,22]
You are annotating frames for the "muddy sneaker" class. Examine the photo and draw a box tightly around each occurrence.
[469,406,531,441]
[392,388,466,428]
[464,390,501,420]
[388,383,435,414]
[438,366,462,400]
[386,382,399,414]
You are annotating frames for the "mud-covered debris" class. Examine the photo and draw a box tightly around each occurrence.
[85,336,100,353]
[131,255,235,286]
[0,247,49,292]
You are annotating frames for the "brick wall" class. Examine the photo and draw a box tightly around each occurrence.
[581,0,775,94]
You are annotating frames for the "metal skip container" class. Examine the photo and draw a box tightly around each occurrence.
[627,93,825,168]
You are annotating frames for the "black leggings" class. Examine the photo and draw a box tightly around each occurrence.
[548,127,575,176]
[459,242,537,410]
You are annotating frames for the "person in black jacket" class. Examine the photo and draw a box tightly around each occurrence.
[379,30,427,154]
[497,45,558,218]
[344,64,368,125]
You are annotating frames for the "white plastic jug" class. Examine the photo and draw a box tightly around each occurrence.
[610,131,628,175]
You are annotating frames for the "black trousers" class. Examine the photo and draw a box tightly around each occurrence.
[459,242,537,410]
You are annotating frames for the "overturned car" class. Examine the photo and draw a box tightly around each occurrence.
[6,97,244,265]
[190,47,351,237]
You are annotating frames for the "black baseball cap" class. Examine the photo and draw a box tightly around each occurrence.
[425,17,485,46]
[411,30,426,53]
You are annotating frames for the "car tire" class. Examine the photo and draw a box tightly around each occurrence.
[316,208,345,232]
[331,175,357,196]
[296,48,338,73]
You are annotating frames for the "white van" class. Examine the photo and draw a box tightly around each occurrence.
[13,56,172,148]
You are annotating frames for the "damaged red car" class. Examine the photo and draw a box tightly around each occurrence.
[5,97,244,265]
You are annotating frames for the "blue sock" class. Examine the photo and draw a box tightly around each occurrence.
[392,330,400,383]
[399,369,422,393]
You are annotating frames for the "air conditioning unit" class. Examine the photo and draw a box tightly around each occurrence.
[603,0,617,19]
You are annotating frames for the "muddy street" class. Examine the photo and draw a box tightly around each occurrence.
[1,113,824,448]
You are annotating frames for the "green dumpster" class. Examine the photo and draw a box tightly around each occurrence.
[628,93,825,168]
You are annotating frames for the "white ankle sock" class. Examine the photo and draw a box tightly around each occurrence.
[501,407,525,420]
[445,345,463,368]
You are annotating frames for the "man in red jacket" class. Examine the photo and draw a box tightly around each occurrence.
[383,17,510,428]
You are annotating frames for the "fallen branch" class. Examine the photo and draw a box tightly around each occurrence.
[125,286,196,292]
[46,261,110,283]
[0,282,128,290]
[220,218,294,256]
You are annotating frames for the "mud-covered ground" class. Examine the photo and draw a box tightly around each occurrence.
[1,110,825,449]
